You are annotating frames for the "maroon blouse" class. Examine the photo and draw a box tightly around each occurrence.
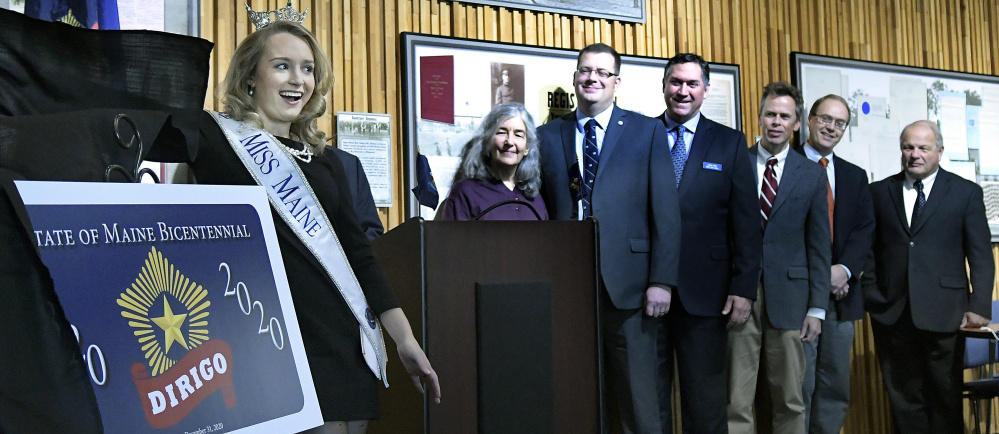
[436,178,548,221]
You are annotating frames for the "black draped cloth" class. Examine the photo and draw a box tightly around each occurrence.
[0,8,212,432]
[0,7,210,142]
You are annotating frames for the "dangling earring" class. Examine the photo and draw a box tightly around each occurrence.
[249,87,254,96]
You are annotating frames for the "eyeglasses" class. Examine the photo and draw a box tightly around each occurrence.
[815,114,848,131]
[575,68,618,79]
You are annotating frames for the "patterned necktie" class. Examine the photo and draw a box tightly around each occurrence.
[760,157,778,229]
[820,157,834,241]
[911,179,925,230]
[671,125,688,187]
[582,119,599,218]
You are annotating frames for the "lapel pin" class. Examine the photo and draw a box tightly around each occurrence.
[618,120,623,125]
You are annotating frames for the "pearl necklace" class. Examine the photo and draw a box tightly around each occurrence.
[279,142,313,163]
[236,120,313,163]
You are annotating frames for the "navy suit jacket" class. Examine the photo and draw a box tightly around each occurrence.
[658,113,761,316]
[798,149,875,321]
[751,145,832,329]
[324,147,384,240]
[539,106,681,310]
[867,169,994,332]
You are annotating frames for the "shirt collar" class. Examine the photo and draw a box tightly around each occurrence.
[662,112,701,134]
[758,141,790,165]
[904,168,939,189]
[802,143,833,164]
[576,104,615,132]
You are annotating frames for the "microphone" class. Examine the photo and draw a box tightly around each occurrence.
[471,199,542,221]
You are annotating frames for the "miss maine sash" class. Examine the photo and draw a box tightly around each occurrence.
[210,111,388,385]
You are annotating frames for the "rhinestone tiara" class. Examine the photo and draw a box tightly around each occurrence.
[246,1,308,30]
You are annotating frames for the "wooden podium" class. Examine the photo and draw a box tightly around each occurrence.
[368,218,603,434]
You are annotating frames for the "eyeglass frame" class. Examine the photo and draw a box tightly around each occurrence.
[814,114,849,131]
[575,67,619,79]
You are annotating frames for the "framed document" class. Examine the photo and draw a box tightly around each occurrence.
[337,112,394,207]
[455,0,646,24]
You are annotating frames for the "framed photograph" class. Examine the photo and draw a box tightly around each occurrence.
[491,63,525,107]
[401,32,743,219]
[456,0,645,24]
[791,52,999,240]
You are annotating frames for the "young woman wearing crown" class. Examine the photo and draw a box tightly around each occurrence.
[148,4,440,433]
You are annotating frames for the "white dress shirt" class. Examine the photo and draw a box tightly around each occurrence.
[903,169,938,225]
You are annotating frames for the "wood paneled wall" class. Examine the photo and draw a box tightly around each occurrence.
[206,0,998,228]
[202,1,999,433]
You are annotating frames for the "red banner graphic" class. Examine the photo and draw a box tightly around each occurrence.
[131,339,237,429]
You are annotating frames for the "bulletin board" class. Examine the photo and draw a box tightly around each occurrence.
[402,32,743,219]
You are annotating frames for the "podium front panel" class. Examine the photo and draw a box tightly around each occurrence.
[370,219,601,434]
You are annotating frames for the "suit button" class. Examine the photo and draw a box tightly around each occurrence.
[909,241,915,247]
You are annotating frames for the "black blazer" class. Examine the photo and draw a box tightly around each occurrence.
[658,113,761,316]
[538,106,681,310]
[867,169,994,332]
[324,147,384,240]
[797,148,875,321]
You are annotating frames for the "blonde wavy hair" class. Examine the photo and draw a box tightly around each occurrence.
[220,21,333,153]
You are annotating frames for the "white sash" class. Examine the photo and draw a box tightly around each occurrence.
[210,111,388,386]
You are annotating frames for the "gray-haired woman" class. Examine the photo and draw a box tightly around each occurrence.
[436,103,548,220]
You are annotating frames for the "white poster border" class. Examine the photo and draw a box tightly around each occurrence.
[14,181,323,434]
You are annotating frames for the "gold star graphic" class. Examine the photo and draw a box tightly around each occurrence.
[152,298,189,354]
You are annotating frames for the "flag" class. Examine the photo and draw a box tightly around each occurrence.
[411,154,439,210]
[25,0,119,29]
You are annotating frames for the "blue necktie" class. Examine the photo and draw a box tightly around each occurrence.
[671,125,688,187]
[583,119,599,218]
[911,179,925,230]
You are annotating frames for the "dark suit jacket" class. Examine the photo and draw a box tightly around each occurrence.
[867,169,994,332]
[797,149,875,321]
[324,147,384,240]
[751,145,832,329]
[539,106,681,310]
[657,113,761,316]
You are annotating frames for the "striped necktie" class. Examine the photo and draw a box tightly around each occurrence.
[582,119,599,218]
[760,157,778,229]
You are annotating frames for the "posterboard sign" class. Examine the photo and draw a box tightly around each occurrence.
[14,181,322,434]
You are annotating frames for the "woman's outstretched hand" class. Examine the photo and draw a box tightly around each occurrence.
[397,339,441,403]
[380,308,441,403]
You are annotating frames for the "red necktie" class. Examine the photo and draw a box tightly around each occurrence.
[820,157,834,241]
[760,157,778,229]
